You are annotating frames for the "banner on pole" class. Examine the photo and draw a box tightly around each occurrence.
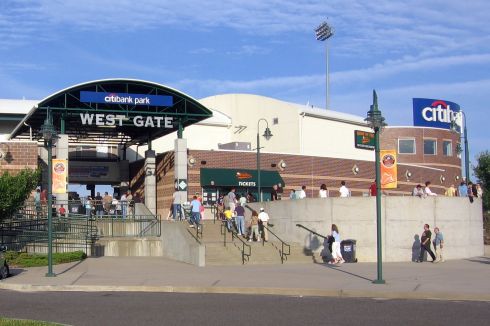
[380,150,397,189]
[52,159,68,194]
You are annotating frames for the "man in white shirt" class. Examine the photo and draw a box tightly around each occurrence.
[258,208,270,241]
[339,181,350,197]
[424,181,437,196]
[298,185,307,199]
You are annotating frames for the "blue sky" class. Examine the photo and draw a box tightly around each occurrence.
[1,0,489,176]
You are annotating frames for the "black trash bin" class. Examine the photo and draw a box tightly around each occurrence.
[340,239,357,263]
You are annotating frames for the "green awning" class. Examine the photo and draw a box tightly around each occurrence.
[200,168,284,188]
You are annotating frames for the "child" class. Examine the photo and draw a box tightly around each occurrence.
[223,208,233,231]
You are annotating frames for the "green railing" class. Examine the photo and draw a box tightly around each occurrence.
[0,216,98,254]
[220,221,251,264]
[262,224,290,264]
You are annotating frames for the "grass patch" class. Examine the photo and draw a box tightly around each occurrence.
[0,318,64,325]
[5,251,86,268]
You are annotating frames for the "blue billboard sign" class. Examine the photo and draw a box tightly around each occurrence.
[80,91,173,107]
[413,98,461,130]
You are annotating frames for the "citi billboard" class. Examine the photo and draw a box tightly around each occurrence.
[413,98,460,130]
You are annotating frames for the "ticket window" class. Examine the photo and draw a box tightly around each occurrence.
[202,187,217,206]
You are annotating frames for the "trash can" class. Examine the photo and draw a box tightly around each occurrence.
[340,239,357,263]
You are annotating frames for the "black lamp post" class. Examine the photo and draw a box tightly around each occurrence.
[257,119,273,202]
[365,90,386,284]
[40,108,57,277]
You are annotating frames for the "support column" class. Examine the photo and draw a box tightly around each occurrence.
[144,150,157,215]
[56,134,69,203]
[174,138,188,204]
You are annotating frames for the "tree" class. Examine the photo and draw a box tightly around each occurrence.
[473,151,490,210]
[0,168,40,221]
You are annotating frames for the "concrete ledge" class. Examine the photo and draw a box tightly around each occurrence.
[1,283,488,302]
[161,221,205,266]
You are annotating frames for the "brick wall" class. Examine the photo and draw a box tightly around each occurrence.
[0,141,38,174]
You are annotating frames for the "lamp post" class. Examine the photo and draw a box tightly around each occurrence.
[257,119,273,202]
[40,108,57,277]
[454,111,470,182]
[315,21,334,110]
[365,90,386,284]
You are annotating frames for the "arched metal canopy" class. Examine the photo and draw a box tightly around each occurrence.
[9,79,213,146]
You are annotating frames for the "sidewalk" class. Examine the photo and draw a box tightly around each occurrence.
[1,254,489,301]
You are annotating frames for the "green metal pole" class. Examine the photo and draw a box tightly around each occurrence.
[177,121,183,139]
[46,140,55,277]
[60,115,65,134]
[257,132,261,202]
[373,127,385,284]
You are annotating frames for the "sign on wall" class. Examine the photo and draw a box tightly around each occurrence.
[413,98,461,131]
[380,150,397,189]
[80,91,173,107]
[354,130,375,150]
[52,159,68,194]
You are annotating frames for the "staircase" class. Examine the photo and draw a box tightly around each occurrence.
[198,220,316,265]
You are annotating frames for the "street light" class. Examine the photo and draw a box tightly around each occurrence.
[257,119,273,202]
[40,108,58,277]
[450,111,470,182]
[365,90,386,284]
[315,21,334,110]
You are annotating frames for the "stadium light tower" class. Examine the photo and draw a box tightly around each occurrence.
[315,21,334,110]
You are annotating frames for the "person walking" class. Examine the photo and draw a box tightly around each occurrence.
[369,180,377,196]
[120,191,128,218]
[95,192,104,217]
[458,181,468,197]
[433,227,445,263]
[127,190,134,217]
[417,224,436,262]
[172,188,183,221]
[249,211,260,242]
[190,195,202,229]
[258,207,270,241]
[319,184,328,198]
[339,181,350,197]
[424,181,437,196]
[445,184,456,197]
[234,202,245,236]
[329,224,345,264]
[298,186,307,199]
[227,188,237,213]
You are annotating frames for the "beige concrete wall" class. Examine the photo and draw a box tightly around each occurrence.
[248,197,484,262]
[96,238,163,257]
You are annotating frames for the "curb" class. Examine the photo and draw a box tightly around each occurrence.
[1,283,489,302]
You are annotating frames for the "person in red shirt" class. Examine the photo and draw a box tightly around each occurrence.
[58,204,66,217]
[369,180,377,196]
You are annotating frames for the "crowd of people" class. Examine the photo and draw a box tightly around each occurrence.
[412,180,484,202]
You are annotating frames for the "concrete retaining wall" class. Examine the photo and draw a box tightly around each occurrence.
[95,238,163,257]
[247,197,484,262]
[160,221,205,267]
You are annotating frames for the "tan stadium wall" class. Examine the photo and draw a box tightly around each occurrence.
[247,196,483,262]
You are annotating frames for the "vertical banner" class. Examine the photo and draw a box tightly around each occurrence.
[380,150,397,189]
[52,159,68,194]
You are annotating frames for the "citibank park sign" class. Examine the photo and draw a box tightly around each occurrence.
[79,91,174,128]
[413,98,461,131]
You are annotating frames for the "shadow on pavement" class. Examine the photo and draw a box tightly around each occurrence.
[7,268,26,277]
[320,263,373,282]
[56,259,85,275]
[465,257,490,265]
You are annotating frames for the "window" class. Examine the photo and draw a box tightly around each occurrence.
[398,139,415,154]
[424,139,437,155]
[443,140,452,156]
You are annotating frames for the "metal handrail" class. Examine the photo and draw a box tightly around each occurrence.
[220,221,251,264]
[261,224,290,264]
[296,224,329,239]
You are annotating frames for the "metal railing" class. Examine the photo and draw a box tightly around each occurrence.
[0,216,98,254]
[296,224,328,239]
[220,221,251,264]
[261,224,290,264]
[90,215,161,237]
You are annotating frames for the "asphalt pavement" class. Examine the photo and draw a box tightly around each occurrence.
[1,251,489,301]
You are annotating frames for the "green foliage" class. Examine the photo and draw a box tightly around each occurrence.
[473,151,490,210]
[0,169,40,221]
[0,318,63,326]
[5,250,86,268]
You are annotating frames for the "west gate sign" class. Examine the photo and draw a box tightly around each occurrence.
[79,90,175,128]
